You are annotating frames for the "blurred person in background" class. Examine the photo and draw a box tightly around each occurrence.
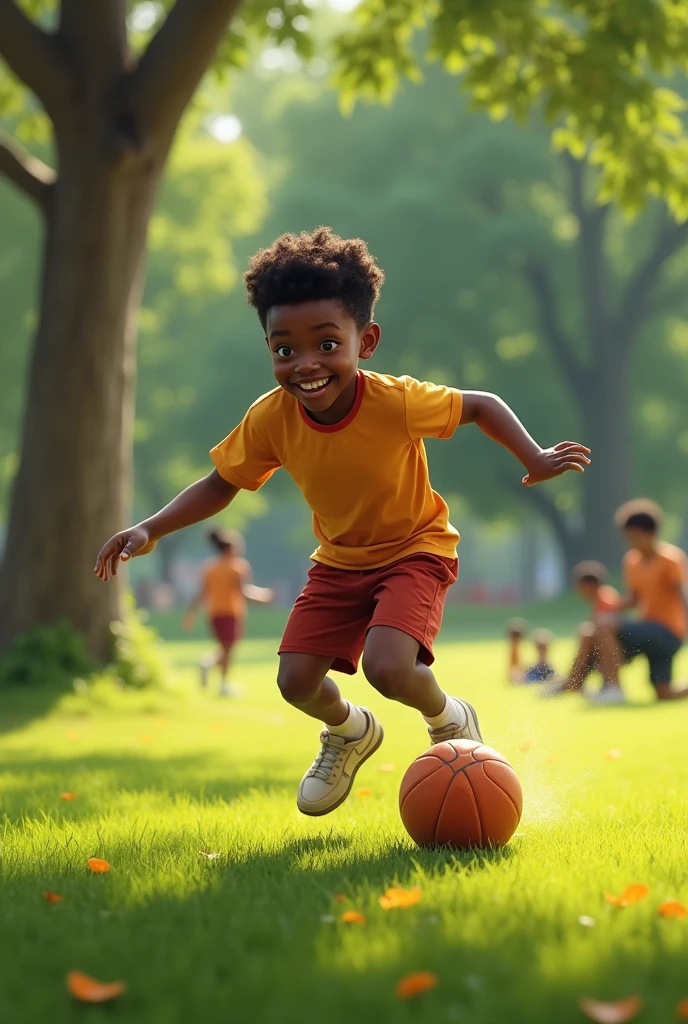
[589,501,688,705]
[183,528,273,696]
[507,619,558,683]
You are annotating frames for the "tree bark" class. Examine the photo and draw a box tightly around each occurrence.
[0,140,161,659]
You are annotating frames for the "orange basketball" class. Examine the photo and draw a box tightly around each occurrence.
[399,739,522,848]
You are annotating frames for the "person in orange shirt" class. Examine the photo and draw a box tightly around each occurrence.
[541,561,621,698]
[182,528,273,697]
[95,227,590,817]
[592,500,688,704]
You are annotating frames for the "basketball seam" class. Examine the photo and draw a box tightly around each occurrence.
[433,770,456,846]
[464,769,484,847]
[482,766,522,817]
[399,760,444,811]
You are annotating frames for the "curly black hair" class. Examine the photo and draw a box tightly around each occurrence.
[572,560,608,586]
[244,227,385,330]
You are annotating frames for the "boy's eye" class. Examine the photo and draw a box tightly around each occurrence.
[320,339,339,352]
[275,345,293,358]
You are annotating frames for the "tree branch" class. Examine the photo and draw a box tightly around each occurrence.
[615,217,688,346]
[522,261,587,394]
[128,0,241,151]
[0,129,55,211]
[0,0,68,116]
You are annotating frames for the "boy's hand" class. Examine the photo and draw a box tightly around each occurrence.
[522,442,591,487]
[94,526,156,582]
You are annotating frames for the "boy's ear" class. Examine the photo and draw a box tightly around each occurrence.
[359,322,381,361]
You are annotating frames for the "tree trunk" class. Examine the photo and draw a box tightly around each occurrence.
[578,346,631,567]
[0,139,161,660]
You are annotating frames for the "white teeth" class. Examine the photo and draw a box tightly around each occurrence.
[299,378,330,392]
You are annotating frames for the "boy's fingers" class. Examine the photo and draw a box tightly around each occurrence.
[554,441,591,453]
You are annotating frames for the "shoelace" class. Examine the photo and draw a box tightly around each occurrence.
[307,731,347,781]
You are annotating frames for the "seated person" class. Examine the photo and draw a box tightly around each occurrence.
[542,561,621,698]
[507,619,557,683]
[591,500,688,705]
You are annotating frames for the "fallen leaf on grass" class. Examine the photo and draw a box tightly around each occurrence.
[355,788,372,797]
[578,996,643,1023]
[379,764,396,773]
[60,792,77,801]
[379,887,422,910]
[335,894,347,903]
[659,900,687,919]
[677,998,688,1020]
[606,749,623,760]
[604,884,649,907]
[340,911,366,924]
[395,972,438,999]
[43,891,63,903]
[66,971,125,1004]
[198,851,221,861]
[87,858,111,874]
[519,741,533,752]
[66,731,78,741]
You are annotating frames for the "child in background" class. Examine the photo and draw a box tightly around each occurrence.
[96,227,590,817]
[182,528,273,697]
[507,619,557,683]
[541,561,620,698]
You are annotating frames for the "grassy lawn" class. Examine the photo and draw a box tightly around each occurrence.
[1,630,688,1023]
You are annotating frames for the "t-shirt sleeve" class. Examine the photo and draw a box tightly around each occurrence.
[402,376,463,440]
[209,408,281,491]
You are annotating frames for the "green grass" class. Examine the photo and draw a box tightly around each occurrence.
[2,632,688,1024]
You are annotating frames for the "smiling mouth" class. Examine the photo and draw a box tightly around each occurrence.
[294,376,333,395]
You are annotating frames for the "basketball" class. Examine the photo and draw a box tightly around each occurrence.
[399,739,523,848]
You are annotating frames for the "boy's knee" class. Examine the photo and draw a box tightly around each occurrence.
[277,659,322,705]
[362,652,412,699]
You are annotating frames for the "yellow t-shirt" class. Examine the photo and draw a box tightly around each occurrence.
[210,370,463,570]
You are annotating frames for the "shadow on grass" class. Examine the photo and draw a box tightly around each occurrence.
[0,685,68,737]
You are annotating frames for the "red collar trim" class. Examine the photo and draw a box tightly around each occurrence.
[298,371,364,433]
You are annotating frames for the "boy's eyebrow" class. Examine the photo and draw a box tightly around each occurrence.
[269,321,342,339]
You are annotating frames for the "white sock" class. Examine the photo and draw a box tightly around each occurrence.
[423,695,466,730]
[328,702,367,741]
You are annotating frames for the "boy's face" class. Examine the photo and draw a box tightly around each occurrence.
[623,527,655,555]
[265,298,380,415]
[576,580,598,602]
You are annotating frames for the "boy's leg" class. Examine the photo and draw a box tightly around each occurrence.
[277,652,383,816]
[586,624,629,705]
[566,625,597,691]
[507,618,528,683]
[362,625,482,743]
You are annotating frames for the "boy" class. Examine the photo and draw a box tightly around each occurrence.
[541,561,620,698]
[182,528,273,697]
[95,228,590,816]
[507,620,558,683]
[591,500,688,704]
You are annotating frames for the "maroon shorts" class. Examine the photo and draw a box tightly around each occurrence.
[210,615,242,648]
[278,553,458,675]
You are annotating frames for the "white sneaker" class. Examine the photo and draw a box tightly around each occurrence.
[586,685,626,706]
[428,697,483,745]
[540,678,571,699]
[219,682,242,698]
[297,707,383,817]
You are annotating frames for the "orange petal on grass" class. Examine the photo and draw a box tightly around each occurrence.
[604,884,649,907]
[335,893,348,903]
[340,911,366,924]
[87,858,111,873]
[60,792,77,801]
[379,886,423,910]
[519,740,534,752]
[677,998,688,1020]
[355,788,372,797]
[66,971,126,1003]
[659,899,688,919]
[395,972,438,999]
[578,996,643,1023]
[379,764,396,773]
[43,891,63,903]
[606,749,623,760]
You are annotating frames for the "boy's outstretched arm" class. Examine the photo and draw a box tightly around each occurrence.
[94,470,239,583]
[459,392,591,485]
